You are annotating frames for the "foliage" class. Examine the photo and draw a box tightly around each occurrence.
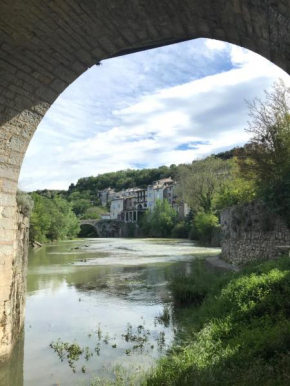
[213,162,256,211]
[177,157,231,213]
[69,165,177,196]
[80,206,104,220]
[90,364,143,386]
[145,256,290,386]
[214,147,244,160]
[170,259,219,306]
[142,199,177,237]
[29,193,80,243]
[236,80,290,224]
[191,212,219,244]
[171,221,189,238]
[71,199,91,217]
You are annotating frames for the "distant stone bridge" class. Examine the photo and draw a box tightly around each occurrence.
[80,219,124,238]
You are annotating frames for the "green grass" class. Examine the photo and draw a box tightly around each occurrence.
[144,256,290,386]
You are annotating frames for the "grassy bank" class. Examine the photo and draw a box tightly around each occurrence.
[145,257,290,386]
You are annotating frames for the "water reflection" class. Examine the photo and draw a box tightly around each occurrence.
[0,238,220,386]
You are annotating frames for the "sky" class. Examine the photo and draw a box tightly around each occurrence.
[19,38,290,191]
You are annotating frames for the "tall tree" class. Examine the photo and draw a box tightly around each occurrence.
[177,157,231,213]
[236,80,290,222]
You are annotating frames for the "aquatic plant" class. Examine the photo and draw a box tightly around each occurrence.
[156,332,166,351]
[97,323,102,340]
[85,346,94,361]
[122,323,151,353]
[154,306,171,327]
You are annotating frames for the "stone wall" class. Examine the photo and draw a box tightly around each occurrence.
[0,208,29,362]
[221,201,290,264]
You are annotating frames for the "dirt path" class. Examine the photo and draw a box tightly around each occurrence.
[205,255,241,272]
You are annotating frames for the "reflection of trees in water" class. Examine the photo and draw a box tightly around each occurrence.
[27,242,196,307]
[73,262,194,305]
[0,329,24,386]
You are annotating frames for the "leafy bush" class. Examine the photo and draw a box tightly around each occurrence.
[80,206,104,220]
[141,199,177,237]
[191,212,219,244]
[171,222,189,238]
[214,175,256,212]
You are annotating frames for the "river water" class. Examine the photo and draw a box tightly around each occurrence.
[0,238,220,386]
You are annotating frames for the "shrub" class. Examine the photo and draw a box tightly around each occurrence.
[171,222,189,238]
[192,212,219,244]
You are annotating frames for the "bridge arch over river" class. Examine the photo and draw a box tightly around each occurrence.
[1,0,290,361]
[80,219,124,238]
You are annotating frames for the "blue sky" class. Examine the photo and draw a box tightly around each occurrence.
[19,38,290,191]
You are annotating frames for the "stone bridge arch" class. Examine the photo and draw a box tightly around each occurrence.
[80,219,124,238]
[1,0,290,361]
[79,220,101,237]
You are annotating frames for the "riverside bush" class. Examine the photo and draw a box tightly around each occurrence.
[191,212,219,244]
[171,222,189,238]
[145,256,290,385]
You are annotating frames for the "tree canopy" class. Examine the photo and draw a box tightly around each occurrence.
[29,193,80,243]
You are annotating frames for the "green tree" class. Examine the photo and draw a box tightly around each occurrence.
[177,157,231,213]
[29,193,80,243]
[81,206,104,220]
[191,212,219,244]
[213,160,256,211]
[71,198,91,216]
[143,199,177,237]
[236,80,290,223]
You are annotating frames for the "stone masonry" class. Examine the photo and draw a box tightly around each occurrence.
[1,0,290,361]
[0,208,29,361]
[221,201,290,264]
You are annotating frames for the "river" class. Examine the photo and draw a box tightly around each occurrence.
[0,238,220,386]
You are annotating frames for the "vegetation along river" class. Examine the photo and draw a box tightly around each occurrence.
[0,238,220,386]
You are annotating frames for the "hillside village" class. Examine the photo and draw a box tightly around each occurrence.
[98,177,190,223]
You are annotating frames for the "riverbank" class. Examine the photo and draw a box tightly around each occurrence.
[143,255,290,386]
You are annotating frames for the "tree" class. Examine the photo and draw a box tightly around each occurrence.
[177,157,231,213]
[142,199,177,237]
[213,160,256,211]
[29,193,80,243]
[237,80,290,185]
[236,80,290,222]
[191,212,219,244]
[71,198,91,216]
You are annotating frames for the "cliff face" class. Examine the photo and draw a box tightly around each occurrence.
[221,201,290,264]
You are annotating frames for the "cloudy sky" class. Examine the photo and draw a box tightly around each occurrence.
[19,38,290,191]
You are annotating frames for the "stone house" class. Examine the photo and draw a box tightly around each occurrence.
[109,177,189,223]
[147,177,175,210]
[110,196,124,219]
[99,188,115,207]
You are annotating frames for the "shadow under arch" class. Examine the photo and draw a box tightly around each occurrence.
[1,0,290,361]
[79,223,100,238]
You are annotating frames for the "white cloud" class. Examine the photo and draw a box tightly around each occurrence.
[19,38,290,191]
[205,39,227,51]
